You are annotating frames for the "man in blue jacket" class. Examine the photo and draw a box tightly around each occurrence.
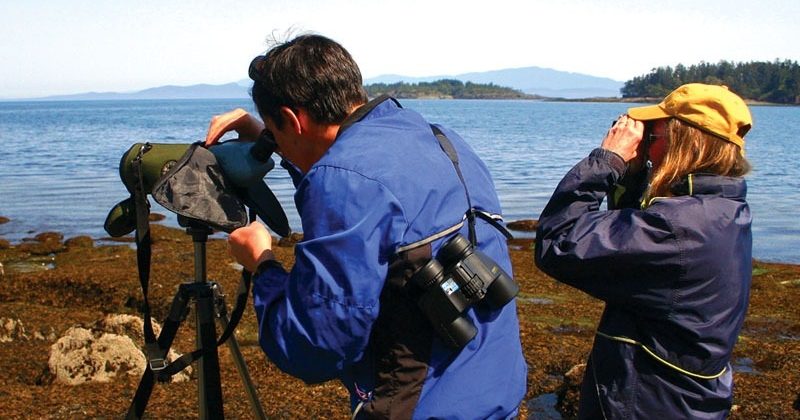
[205,34,526,419]
[535,84,753,419]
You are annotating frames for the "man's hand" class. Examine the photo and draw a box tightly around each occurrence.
[601,115,644,163]
[204,108,265,147]
[228,222,275,273]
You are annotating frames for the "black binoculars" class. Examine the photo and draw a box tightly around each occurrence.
[411,234,519,349]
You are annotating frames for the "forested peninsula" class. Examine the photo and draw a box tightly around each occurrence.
[364,79,540,100]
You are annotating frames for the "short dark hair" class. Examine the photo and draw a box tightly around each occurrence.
[249,34,368,128]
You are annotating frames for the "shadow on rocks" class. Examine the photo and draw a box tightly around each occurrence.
[507,219,538,232]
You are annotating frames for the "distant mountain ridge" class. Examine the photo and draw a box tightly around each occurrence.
[364,66,623,99]
[32,82,251,101]
[22,66,623,101]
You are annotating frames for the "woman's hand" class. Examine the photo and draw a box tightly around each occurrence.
[228,222,275,273]
[601,115,644,162]
[204,108,265,147]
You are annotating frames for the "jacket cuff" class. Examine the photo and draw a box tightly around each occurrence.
[253,259,284,278]
[590,148,627,177]
[251,259,288,307]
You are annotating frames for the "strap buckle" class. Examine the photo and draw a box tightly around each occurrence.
[148,358,168,371]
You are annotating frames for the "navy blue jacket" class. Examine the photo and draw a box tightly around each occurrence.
[252,96,527,419]
[535,148,752,419]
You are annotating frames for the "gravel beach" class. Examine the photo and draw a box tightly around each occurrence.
[1,221,798,418]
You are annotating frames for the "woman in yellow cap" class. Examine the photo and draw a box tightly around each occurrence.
[535,83,752,419]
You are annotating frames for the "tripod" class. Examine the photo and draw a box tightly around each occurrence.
[126,217,266,419]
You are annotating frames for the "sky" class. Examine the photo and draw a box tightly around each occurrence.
[1,0,799,98]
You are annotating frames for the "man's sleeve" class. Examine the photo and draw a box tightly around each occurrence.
[252,165,406,383]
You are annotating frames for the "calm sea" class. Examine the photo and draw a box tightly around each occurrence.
[0,99,798,263]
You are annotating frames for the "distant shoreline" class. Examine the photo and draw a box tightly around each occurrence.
[545,96,789,106]
[2,96,792,106]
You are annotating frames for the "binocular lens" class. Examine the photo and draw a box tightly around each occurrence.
[437,234,472,265]
[443,316,478,349]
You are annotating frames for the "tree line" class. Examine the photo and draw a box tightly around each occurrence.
[621,59,800,104]
[364,79,537,100]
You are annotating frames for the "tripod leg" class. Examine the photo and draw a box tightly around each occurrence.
[217,307,267,420]
[196,286,225,420]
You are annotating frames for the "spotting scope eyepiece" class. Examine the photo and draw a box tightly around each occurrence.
[250,129,277,163]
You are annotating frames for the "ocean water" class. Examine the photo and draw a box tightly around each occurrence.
[0,99,798,263]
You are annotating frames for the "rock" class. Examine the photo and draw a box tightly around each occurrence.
[507,237,534,251]
[17,231,67,255]
[48,314,191,385]
[0,318,28,342]
[1,318,56,342]
[0,238,9,249]
[278,232,304,247]
[33,327,57,341]
[563,363,586,386]
[48,327,144,385]
[149,212,166,222]
[0,216,9,224]
[150,224,189,243]
[35,232,64,243]
[96,314,153,344]
[506,219,538,232]
[557,363,586,418]
[106,236,135,243]
[755,352,789,370]
[18,240,64,255]
[65,236,94,248]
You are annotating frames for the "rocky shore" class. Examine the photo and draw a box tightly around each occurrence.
[0,217,798,418]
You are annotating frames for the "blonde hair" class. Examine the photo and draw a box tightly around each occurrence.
[645,119,751,202]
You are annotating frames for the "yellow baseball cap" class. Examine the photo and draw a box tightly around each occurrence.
[628,83,752,152]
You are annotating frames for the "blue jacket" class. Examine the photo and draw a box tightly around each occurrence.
[535,148,752,419]
[252,96,527,419]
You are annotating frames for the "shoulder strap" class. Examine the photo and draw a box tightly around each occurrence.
[430,125,477,244]
[130,143,162,366]
[429,125,511,244]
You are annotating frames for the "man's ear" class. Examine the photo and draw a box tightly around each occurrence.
[279,106,302,135]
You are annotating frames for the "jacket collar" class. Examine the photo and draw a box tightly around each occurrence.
[337,94,402,138]
[283,95,402,186]
[669,173,747,199]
